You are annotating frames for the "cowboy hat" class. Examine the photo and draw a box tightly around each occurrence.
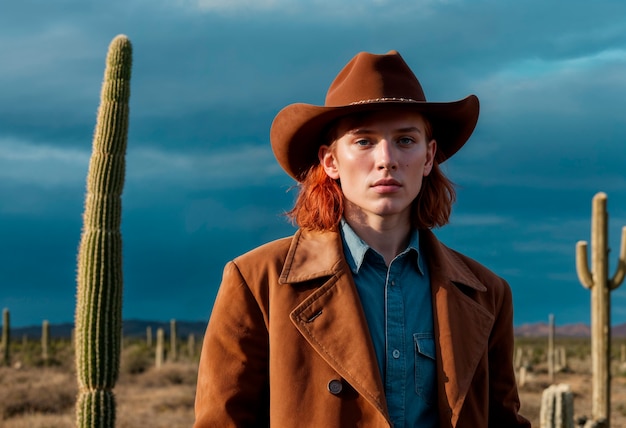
[270,50,480,181]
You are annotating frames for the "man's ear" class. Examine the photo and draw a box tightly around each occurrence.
[318,145,340,179]
[424,139,437,176]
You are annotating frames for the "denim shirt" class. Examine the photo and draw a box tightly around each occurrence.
[340,220,438,428]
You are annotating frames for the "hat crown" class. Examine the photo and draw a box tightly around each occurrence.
[325,50,427,107]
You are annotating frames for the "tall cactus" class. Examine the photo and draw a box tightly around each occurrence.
[575,192,626,425]
[2,308,10,366]
[74,34,132,428]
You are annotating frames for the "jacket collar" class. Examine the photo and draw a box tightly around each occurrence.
[278,228,346,284]
[279,227,487,292]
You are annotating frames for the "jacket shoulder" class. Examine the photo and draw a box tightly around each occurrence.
[450,247,504,282]
[234,235,294,265]
[228,235,295,284]
[433,235,510,296]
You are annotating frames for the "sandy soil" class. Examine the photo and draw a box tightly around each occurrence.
[2,354,626,427]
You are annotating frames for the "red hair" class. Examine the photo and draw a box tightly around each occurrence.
[287,156,455,231]
[287,164,345,231]
[287,112,457,231]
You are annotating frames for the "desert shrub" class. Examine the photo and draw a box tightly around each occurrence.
[120,342,153,375]
[132,363,197,388]
[1,413,74,428]
[8,338,74,371]
[0,368,75,420]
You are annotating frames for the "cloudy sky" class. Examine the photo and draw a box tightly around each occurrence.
[1,0,625,328]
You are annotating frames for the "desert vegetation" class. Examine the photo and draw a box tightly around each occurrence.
[3,333,626,427]
[0,333,199,428]
[515,336,626,427]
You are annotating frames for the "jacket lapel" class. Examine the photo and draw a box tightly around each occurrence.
[281,229,389,421]
[422,230,495,427]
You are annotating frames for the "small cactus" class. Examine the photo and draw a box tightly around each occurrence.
[548,314,556,382]
[540,383,574,428]
[42,319,50,363]
[146,326,152,348]
[2,308,10,366]
[188,333,196,359]
[155,328,164,369]
[556,347,567,372]
[170,319,177,362]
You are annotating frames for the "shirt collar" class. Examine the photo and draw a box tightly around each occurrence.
[339,218,424,275]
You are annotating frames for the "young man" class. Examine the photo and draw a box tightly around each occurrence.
[194,50,530,427]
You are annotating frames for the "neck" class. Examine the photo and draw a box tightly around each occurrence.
[344,209,412,266]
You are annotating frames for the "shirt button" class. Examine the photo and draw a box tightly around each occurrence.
[328,379,343,395]
[391,280,396,286]
[392,349,400,359]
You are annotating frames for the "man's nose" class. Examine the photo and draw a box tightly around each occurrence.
[375,140,398,170]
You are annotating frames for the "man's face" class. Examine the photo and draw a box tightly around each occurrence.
[319,109,436,226]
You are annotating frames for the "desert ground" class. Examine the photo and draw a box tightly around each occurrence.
[1,336,626,427]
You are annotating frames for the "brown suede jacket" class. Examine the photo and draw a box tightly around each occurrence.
[194,228,531,427]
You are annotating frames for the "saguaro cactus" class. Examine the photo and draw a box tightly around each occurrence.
[42,319,50,363]
[540,383,574,428]
[2,308,10,366]
[548,313,555,383]
[146,326,152,348]
[74,34,132,428]
[576,192,626,425]
[170,319,178,362]
[188,333,196,359]
[155,328,164,369]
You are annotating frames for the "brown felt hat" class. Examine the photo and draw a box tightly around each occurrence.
[270,50,480,181]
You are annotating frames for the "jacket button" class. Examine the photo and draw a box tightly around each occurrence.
[327,379,343,395]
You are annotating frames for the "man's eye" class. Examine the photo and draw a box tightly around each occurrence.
[398,137,415,146]
[355,139,371,146]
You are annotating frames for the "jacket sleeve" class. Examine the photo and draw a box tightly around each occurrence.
[488,279,531,427]
[194,261,270,428]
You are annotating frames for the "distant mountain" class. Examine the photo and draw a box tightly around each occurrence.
[9,319,208,340]
[122,319,207,339]
[514,321,626,338]
[8,320,626,340]
[514,322,590,337]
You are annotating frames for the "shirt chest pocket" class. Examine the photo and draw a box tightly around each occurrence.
[414,333,436,405]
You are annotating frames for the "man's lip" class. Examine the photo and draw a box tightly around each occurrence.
[372,178,401,187]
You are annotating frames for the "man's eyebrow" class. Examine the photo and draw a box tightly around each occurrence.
[396,126,423,134]
[348,126,423,135]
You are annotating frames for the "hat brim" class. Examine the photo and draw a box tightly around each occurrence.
[270,95,479,181]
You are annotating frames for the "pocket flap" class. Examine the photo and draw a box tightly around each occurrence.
[414,334,435,360]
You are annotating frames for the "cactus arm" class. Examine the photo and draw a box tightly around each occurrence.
[576,240,594,288]
[610,226,626,289]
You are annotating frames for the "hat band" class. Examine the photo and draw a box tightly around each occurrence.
[349,97,419,105]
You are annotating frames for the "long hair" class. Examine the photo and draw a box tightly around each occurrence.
[286,112,457,231]
[287,163,345,231]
